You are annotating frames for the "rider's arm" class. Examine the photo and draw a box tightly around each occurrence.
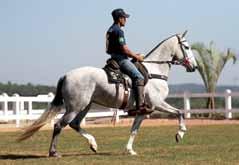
[117,28,143,62]
[121,45,144,62]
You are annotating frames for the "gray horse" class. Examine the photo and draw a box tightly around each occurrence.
[18,31,197,156]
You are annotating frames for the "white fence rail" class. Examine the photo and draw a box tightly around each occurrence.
[0,92,127,127]
[1,89,239,127]
[168,89,239,119]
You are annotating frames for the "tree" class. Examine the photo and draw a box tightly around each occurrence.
[0,82,56,96]
[192,41,237,110]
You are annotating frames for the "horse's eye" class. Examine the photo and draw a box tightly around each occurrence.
[184,45,189,50]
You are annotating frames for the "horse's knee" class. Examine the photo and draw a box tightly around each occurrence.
[53,123,62,135]
[178,111,185,118]
[176,110,183,116]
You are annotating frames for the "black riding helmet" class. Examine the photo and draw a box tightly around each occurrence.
[111,8,130,21]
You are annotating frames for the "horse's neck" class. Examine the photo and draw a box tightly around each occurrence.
[143,38,176,77]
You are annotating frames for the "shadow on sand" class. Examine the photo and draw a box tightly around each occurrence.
[0,152,125,160]
[0,154,47,160]
[62,152,124,157]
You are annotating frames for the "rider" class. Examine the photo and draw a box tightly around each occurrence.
[106,8,153,115]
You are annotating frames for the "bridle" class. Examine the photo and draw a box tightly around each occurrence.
[143,34,192,81]
[143,34,189,67]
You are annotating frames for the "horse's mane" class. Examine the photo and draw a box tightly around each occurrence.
[144,34,178,58]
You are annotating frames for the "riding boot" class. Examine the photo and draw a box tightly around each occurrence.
[135,84,154,115]
[128,80,153,116]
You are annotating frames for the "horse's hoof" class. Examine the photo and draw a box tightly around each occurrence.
[175,129,185,143]
[89,138,97,153]
[49,151,62,158]
[126,149,137,156]
[175,133,181,143]
[90,145,97,153]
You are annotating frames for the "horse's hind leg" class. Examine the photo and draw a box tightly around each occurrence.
[48,111,78,157]
[69,104,98,153]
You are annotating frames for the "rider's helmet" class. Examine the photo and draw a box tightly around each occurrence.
[111,8,130,21]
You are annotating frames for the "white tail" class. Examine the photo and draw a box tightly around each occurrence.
[17,76,66,142]
[17,106,62,142]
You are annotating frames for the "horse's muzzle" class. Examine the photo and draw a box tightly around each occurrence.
[186,66,197,72]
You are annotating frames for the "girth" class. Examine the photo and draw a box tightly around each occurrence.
[149,74,168,81]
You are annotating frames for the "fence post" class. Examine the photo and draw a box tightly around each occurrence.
[20,100,24,111]
[184,91,191,118]
[13,93,20,127]
[28,101,32,116]
[225,89,232,119]
[48,92,54,101]
[1,93,9,122]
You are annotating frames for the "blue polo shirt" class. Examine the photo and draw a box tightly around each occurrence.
[106,24,127,58]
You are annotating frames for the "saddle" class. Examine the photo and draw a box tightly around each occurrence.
[103,58,149,111]
[103,58,149,87]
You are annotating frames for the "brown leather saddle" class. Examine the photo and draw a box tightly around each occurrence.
[103,58,149,87]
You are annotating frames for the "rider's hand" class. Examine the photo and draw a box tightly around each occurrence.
[136,54,144,62]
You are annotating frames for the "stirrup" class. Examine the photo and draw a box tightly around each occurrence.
[49,151,61,158]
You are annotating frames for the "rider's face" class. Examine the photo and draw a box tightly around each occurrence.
[119,17,126,27]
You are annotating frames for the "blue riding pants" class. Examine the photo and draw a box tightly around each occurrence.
[111,54,144,82]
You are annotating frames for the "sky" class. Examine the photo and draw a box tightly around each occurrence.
[0,0,239,86]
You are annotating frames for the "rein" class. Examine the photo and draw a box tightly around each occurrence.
[143,60,182,65]
[142,60,183,81]
[142,56,187,81]
[148,74,168,81]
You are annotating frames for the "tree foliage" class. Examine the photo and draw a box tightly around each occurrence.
[192,42,236,92]
[192,42,237,108]
[0,82,56,96]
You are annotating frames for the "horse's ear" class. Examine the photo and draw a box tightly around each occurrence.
[182,30,188,38]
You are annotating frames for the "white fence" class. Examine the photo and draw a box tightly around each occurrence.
[0,89,239,127]
[168,89,239,119]
[0,92,127,127]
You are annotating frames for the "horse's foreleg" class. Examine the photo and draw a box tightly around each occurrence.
[49,111,77,157]
[69,104,98,153]
[126,115,145,155]
[154,101,186,142]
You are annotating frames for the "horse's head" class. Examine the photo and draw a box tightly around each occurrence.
[172,31,198,72]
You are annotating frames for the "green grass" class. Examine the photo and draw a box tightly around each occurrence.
[0,125,239,164]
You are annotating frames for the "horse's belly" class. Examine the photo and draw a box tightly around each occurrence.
[92,80,134,109]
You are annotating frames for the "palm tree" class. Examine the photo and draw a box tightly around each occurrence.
[192,42,237,110]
